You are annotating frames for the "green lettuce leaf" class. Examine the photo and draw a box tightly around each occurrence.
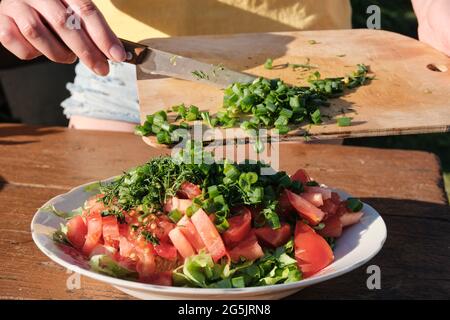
[90,255,138,280]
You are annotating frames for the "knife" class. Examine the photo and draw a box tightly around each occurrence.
[120,39,256,88]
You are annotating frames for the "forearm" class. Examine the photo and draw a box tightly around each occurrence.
[411,0,450,55]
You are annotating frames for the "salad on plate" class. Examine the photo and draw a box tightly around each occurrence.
[49,156,364,288]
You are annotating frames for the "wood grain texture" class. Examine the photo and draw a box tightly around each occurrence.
[0,124,448,299]
[137,29,450,146]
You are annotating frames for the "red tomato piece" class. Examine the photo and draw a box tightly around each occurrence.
[82,212,103,256]
[291,169,311,184]
[177,215,205,252]
[254,223,292,248]
[191,209,227,262]
[66,215,87,249]
[229,231,264,263]
[83,196,106,216]
[168,228,196,259]
[294,221,334,278]
[318,215,343,238]
[340,211,364,227]
[163,197,192,215]
[320,199,339,217]
[154,217,176,242]
[102,216,120,246]
[119,236,135,258]
[304,186,332,200]
[222,207,252,248]
[136,251,156,278]
[276,192,293,218]
[301,192,324,207]
[177,182,202,200]
[154,242,178,261]
[286,190,325,225]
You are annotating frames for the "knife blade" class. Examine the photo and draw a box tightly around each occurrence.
[120,39,256,88]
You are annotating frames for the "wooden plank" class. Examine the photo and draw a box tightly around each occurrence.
[0,124,448,299]
[0,124,446,204]
[0,124,170,190]
[137,29,450,144]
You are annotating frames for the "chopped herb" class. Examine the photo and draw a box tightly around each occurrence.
[170,55,178,66]
[264,58,273,70]
[168,209,183,223]
[289,58,317,71]
[192,70,209,80]
[141,230,160,246]
[313,222,325,231]
[346,198,364,212]
[308,40,319,45]
[135,64,372,145]
[337,117,352,127]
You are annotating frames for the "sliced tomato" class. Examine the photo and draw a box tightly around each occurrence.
[136,251,156,278]
[119,236,135,258]
[177,181,202,200]
[66,215,87,249]
[154,242,178,261]
[102,215,120,246]
[177,215,205,252]
[318,215,343,238]
[163,197,192,215]
[304,186,332,200]
[254,223,292,248]
[191,209,227,262]
[154,216,176,242]
[294,221,334,278]
[276,192,293,218]
[222,207,252,248]
[229,231,264,263]
[82,212,103,256]
[291,169,311,184]
[320,199,339,217]
[340,211,364,227]
[301,192,324,207]
[286,190,325,225]
[168,227,196,259]
[83,196,106,216]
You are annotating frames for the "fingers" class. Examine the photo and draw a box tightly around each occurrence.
[2,1,76,64]
[30,0,111,75]
[0,13,41,60]
[64,0,126,62]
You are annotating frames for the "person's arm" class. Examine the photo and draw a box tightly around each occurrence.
[412,0,450,56]
[0,0,126,75]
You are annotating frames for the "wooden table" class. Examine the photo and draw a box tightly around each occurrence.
[0,124,448,300]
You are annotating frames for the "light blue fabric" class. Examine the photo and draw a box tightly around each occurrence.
[61,61,140,123]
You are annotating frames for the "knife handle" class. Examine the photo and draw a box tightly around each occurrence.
[119,38,149,65]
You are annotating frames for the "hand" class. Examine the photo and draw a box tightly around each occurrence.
[0,0,127,75]
[412,0,450,56]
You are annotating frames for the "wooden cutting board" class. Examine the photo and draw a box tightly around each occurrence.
[137,29,450,146]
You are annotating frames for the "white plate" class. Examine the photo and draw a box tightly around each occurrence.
[31,178,387,300]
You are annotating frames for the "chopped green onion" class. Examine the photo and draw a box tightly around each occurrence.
[346,198,364,212]
[168,209,183,223]
[264,58,273,70]
[337,117,352,127]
